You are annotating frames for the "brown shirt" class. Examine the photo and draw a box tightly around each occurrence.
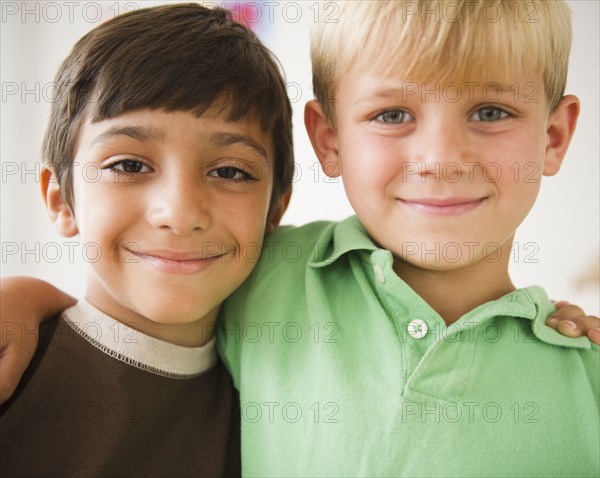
[0,301,240,478]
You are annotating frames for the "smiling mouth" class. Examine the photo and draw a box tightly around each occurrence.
[127,249,228,275]
[397,197,487,216]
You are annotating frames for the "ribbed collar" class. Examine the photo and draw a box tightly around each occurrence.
[62,299,218,379]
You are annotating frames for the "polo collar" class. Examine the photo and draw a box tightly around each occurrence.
[308,215,377,267]
[454,286,591,349]
[522,287,592,349]
[307,216,592,350]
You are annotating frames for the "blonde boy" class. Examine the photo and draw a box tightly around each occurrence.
[218,1,599,476]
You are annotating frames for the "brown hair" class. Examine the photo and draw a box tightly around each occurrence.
[43,2,293,218]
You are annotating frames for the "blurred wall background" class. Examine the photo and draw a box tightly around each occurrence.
[1,1,598,314]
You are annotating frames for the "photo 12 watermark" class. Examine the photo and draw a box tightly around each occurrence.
[1,1,140,24]
[241,400,340,424]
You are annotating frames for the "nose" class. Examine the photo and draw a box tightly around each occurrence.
[414,117,472,180]
[146,172,211,235]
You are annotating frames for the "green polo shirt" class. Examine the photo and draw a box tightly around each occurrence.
[218,216,599,477]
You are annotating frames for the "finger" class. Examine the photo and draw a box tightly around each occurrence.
[588,328,600,346]
[555,320,583,338]
[548,304,586,321]
[577,315,600,333]
[553,315,600,339]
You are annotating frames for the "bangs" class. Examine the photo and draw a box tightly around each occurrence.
[348,2,545,84]
[69,19,287,134]
[312,0,572,117]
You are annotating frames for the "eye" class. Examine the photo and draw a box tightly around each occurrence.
[208,166,256,182]
[106,160,151,174]
[470,107,510,122]
[375,110,414,124]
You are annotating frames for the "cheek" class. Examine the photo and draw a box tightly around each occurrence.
[339,134,400,205]
[72,183,134,246]
[227,213,267,272]
[492,159,543,232]
[219,192,270,245]
[503,179,541,220]
[485,129,546,182]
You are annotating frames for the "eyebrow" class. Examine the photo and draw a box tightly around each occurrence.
[92,125,164,145]
[91,126,269,160]
[354,81,534,107]
[210,132,268,160]
[352,88,413,108]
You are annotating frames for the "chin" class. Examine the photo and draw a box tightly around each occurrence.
[408,260,470,272]
[398,253,482,272]
[134,299,212,326]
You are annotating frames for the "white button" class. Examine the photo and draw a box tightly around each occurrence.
[373,265,385,283]
[407,319,428,339]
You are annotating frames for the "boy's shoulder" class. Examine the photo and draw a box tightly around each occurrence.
[0,301,241,477]
[226,216,373,312]
[257,215,374,271]
[0,301,225,407]
[521,287,597,352]
[266,219,339,252]
[0,298,228,412]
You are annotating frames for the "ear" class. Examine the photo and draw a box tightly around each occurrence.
[266,188,292,235]
[543,95,580,176]
[41,166,78,237]
[304,100,341,178]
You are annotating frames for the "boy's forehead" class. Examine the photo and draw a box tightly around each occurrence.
[80,108,274,159]
[344,51,539,89]
[341,69,545,102]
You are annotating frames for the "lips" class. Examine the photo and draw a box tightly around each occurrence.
[125,248,228,275]
[397,197,487,216]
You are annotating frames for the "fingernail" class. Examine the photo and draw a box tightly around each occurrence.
[563,320,577,330]
[546,318,559,327]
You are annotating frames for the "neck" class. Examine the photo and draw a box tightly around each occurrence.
[84,292,218,348]
[117,310,219,348]
[393,241,516,325]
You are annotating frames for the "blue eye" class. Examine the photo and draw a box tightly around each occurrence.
[471,107,510,122]
[376,110,413,124]
[209,166,256,182]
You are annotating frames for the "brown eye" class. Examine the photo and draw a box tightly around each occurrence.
[217,167,240,179]
[120,160,144,173]
[105,160,150,175]
[209,166,256,182]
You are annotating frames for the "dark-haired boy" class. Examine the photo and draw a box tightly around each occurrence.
[0,3,292,477]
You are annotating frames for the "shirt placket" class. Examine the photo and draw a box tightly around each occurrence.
[368,250,441,390]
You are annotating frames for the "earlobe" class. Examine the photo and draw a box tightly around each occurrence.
[543,95,580,176]
[304,100,341,178]
[41,166,78,237]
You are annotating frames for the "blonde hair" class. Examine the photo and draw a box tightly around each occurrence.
[311,0,572,124]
